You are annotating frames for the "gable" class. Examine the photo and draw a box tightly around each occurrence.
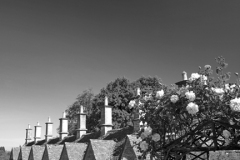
[31,146,45,160]
[45,145,63,160]
[89,139,116,160]
[121,136,138,160]
[83,143,96,160]
[10,147,20,160]
[41,147,49,160]
[59,145,68,160]
[19,146,31,160]
[63,142,87,160]
[28,148,34,160]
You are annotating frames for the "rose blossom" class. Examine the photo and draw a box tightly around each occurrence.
[152,133,160,142]
[128,100,135,109]
[185,91,196,101]
[186,102,199,115]
[156,90,164,99]
[211,87,224,95]
[223,130,231,139]
[140,141,149,151]
[170,95,179,103]
[230,98,240,112]
[189,73,200,81]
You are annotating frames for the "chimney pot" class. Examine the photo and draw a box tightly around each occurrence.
[101,96,112,136]
[182,71,188,80]
[137,88,141,96]
[25,124,32,144]
[105,96,108,106]
[76,105,87,139]
[34,122,42,143]
[45,117,53,141]
[59,112,68,140]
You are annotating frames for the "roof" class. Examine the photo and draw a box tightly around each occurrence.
[111,137,127,160]
[60,142,87,160]
[10,147,20,160]
[25,141,35,146]
[19,146,31,160]
[58,135,76,144]
[43,145,64,160]
[35,139,46,145]
[122,135,142,160]
[101,126,134,141]
[46,137,60,144]
[75,131,101,143]
[29,145,45,160]
[85,139,116,160]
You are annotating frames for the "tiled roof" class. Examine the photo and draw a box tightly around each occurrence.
[75,131,101,143]
[25,141,35,146]
[10,147,20,160]
[29,145,45,160]
[58,135,76,145]
[43,145,63,160]
[121,135,142,160]
[85,139,116,160]
[46,137,60,145]
[101,126,134,141]
[60,142,87,160]
[35,139,46,145]
[111,137,127,160]
[19,146,31,160]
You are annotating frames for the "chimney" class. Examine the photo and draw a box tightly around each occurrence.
[45,117,53,141]
[182,71,188,80]
[34,122,41,143]
[132,87,141,133]
[100,96,113,136]
[25,124,32,144]
[59,111,68,140]
[76,105,87,139]
[175,71,188,88]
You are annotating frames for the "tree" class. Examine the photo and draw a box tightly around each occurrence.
[65,89,94,135]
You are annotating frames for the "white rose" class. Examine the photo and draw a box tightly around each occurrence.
[128,100,136,109]
[225,84,230,92]
[223,130,231,139]
[156,90,164,99]
[185,91,196,101]
[200,75,207,81]
[189,73,200,81]
[230,98,240,112]
[140,141,149,151]
[170,95,179,103]
[186,102,199,115]
[144,126,152,136]
[152,133,160,142]
[212,88,224,95]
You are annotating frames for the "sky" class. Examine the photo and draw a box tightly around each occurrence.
[0,0,240,150]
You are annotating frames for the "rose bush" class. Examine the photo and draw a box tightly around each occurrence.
[130,57,240,159]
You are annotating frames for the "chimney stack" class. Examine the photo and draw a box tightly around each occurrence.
[45,117,53,141]
[25,124,32,144]
[132,87,141,133]
[182,71,188,80]
[59,111,68,140]
[100,96,113,136]
[34,122,41,143]
[76,105,87,139]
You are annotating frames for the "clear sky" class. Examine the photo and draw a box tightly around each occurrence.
[0,0,240,150]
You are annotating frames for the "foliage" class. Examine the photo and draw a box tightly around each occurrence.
[65,89,95,135]
[64,76,164,134]
[133,57,240,159]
